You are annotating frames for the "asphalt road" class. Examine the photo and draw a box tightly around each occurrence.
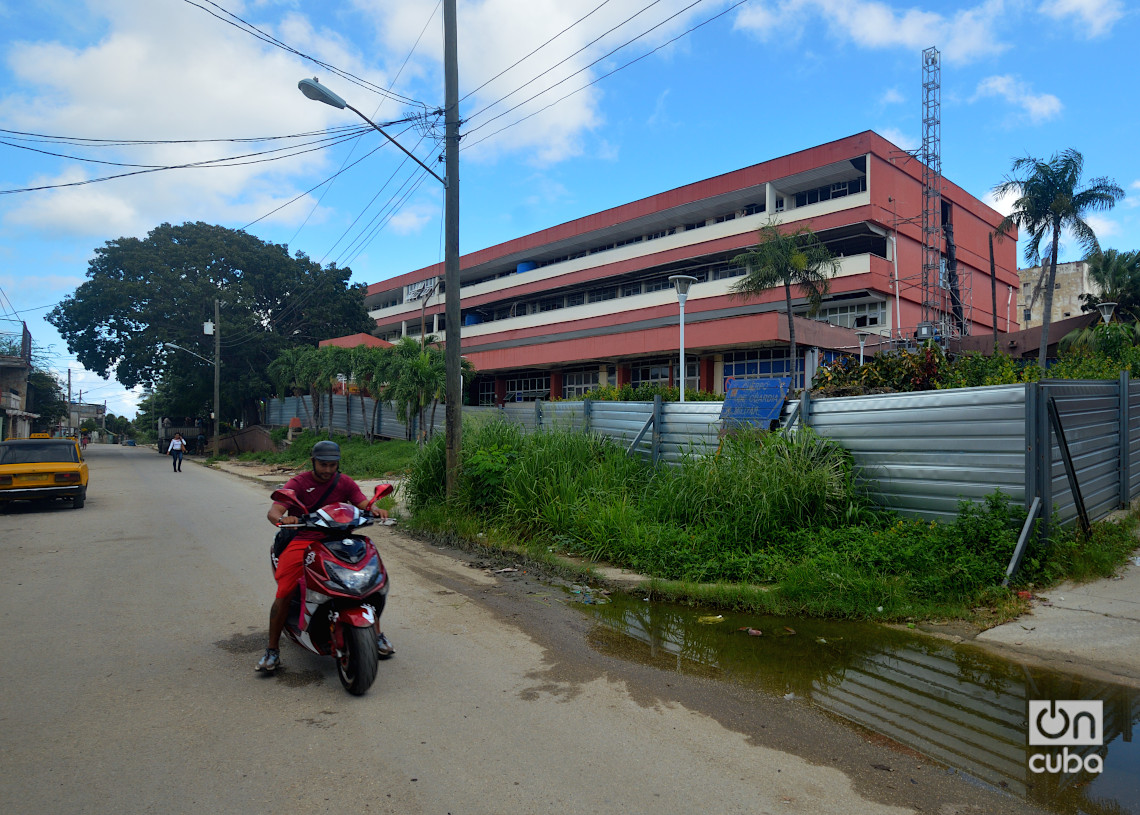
[0,444,1049,815]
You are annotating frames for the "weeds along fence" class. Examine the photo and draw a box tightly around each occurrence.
[267,375,1140,531]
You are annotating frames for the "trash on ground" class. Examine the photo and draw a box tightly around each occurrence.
[697,615,725,624]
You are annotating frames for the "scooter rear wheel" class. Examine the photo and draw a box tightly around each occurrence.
[337,625,379,695]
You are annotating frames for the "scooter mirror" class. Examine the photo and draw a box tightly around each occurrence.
[366,483,394,509]
[270,488,302,508]
[373,483,394,500]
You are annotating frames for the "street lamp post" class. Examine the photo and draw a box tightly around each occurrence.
[164,337,218,451]
[298,1,460,494]
[1097,301,1117,323]
[855,330,870,366]
[668,275,698,402]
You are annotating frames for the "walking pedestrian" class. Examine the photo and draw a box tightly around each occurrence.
[168,432,187,472]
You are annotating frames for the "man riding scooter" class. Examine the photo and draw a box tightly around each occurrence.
[257,440,394,673]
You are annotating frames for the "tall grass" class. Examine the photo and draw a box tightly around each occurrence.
[404,418,1139,620]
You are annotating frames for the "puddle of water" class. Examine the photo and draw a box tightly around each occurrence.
[576,591,1140,815]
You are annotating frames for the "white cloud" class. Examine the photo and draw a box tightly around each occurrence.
[734,0,1009,63]
[1085,214,1119,241]
[350,0,724,165]
[983,186,1018,217]
[877,127,917,151]
[880,88,905,106]
[1038,0,1125,37]
[0,0,358,238]
[972,75,1063,124]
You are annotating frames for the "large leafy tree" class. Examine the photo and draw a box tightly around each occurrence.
[47,222,375,426]
[26,368,68,432]
[993,149,1124,368]
[730,219,840,388]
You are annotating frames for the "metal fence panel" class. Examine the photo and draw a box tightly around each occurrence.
[806,385,1029,522]
[1131,381,1140,500]
[658,402,723,465]
[1044,381,1122,525]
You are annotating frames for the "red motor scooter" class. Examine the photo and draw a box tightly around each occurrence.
[269,483,393,695]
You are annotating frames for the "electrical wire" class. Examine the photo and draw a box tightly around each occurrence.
[0,124,370,147]
[459,0,615,104]
[285,0,443,248]
[181,0,427,109]
[462,0,746,151]
[0,127,378,194]
[462,0,669,128]
[464,0,710,138]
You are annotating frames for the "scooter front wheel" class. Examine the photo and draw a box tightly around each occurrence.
[337,625,379,696]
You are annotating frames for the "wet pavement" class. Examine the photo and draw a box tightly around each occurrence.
[573,589,1140,815]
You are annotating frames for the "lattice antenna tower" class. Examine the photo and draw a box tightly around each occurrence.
[920,46,947,335]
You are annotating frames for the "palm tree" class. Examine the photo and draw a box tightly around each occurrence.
[731,219,840,388]
[319,345,352,437]
[993,149,1124,368]
[267,347,314,429]
[1085,248,1140,320]
[294,347,324,430]
[350,345,382,442]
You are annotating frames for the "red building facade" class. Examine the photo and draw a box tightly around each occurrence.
[356,131,1018,404]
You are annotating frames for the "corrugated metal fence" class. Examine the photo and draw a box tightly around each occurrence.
[268,375,1140,529]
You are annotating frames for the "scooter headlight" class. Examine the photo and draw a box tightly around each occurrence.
[324,552,381,594]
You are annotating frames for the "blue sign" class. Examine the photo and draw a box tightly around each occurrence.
[719,377,792,429]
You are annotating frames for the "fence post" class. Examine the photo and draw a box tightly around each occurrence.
[799,388,811,429]
[651,395,663,466]
[1025,382,1051,542]
[536,399,544,430]
[1121,370,1130,508]
[584,398,592,434]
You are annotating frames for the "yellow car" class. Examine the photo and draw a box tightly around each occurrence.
[0,437,89,509]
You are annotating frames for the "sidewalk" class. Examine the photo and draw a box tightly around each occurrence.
[976,550,1140,683]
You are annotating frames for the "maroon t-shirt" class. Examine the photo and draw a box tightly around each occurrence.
[278,471,367,541]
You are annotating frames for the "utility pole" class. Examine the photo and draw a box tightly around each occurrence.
[214,298,221,454]
[443,0,461,497]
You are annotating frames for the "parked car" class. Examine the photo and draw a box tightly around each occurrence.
[0,437,89,509]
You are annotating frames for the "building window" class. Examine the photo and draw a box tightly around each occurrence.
[477,379,497,406]
[505,374,550,402]
[1024,309,1032,323]
[743,203,765,216]
[539,297,563,312]
[775,197,784,212]
[816,302,885,330]
[563,369,599,398]
[644,278,669,293]
[566,292,585,307]
[723,349,796,390]
[622,282,642,297]
[589,287,617,303]
[630,360,673,386]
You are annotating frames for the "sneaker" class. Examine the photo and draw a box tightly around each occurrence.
[255,648,281,672]
[376,632,395,659]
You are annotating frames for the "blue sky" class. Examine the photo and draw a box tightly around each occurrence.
[1,0,1137,418]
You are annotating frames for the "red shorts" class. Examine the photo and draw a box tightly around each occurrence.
[274,537,314,599]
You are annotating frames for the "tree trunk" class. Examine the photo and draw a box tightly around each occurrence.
[296,389,313,429]
[1038,227,1062,370]
[359,393,369,443]
[785,281,798,389]
[370,397,381,443]
[429,398,439,440]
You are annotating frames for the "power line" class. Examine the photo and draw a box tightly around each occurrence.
[463,0,670,129]
[0,128,378,194]
[181,0,428,109]
[285,0,444,248]
[0,124,369,147]
[459,0,616,104]
[462,0,745,150]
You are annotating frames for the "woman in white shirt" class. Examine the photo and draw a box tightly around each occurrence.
[168,432,187,472]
